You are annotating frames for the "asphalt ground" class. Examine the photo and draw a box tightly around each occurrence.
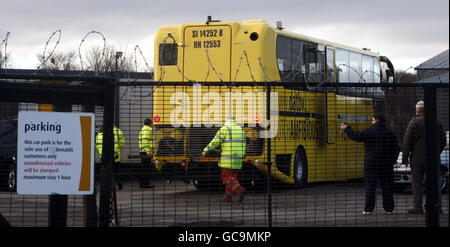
[1,178,448,227]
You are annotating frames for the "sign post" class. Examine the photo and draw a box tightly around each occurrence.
[17,112,95,195]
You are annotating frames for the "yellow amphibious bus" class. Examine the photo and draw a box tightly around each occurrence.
[152,17,394,188]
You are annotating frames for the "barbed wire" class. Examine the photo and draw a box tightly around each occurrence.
[119,83,150,104]
[274,62,385,93]
[1,28,425,90]
[118,47,155,103]
[396,66,415,83]
[122,34,179,101]
[133,45,152,73]
[0,32,9,49]
[134,45,152,72]
[336,64,365,83]
[36,29,62,70]
[133,34,176,101]
[257,57,271,82]
[78,30,107,72]
[234,50,256,82]
[158,34,194,82]
[0,31,10,68]
[360,69,382,83]
[204,49,222,82]
[157,34,174,81]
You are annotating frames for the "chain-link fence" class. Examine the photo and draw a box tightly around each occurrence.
[0,70,448,227]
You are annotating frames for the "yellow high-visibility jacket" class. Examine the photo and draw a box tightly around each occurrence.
[203,119,246,169]
[95,126,125,163]
[139,125,155,154]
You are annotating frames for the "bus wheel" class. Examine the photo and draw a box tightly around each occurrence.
[192,177,222,191]
[192,177,204,189]
[191,170,207,190]
[294,147,307,187]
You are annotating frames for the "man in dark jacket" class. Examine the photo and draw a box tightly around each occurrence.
[402,100,446,214]
[341,112,399,215]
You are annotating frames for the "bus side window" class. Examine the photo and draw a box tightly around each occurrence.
[159,43,178,66]
[349,52,362,82]
[304,45,325,82]
[373,57,381,83]
[380,62,389,83]
[336,49,349,83]
[362,55,374,83]
[292,40,304,82]
[276,36,292,81]
[326,47,335,82]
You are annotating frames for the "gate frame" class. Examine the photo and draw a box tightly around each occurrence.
[0,68,152,227]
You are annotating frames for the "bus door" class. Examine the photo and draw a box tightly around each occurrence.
[183,25,232,82]
[325,46,336,144]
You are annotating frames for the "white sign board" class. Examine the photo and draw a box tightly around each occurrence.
[17,112,95,195]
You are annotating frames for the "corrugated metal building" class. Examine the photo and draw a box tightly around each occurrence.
[415,49,449,130]
[415,49,449,80]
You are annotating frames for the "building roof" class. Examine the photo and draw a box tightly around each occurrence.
[415,72,449,84]
[415,49,449,70]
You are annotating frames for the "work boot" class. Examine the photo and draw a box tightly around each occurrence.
[223,193,232,202]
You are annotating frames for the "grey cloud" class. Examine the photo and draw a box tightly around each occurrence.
[1,0,448,70]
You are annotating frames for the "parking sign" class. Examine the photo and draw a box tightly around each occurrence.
[17,112,95,195]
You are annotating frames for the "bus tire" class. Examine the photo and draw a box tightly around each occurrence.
[192,177,223,191]
[293,146,307,187]
[239,162,266,191]
[190,168,209,190]
[189,164,222,191]
[192,177,206,190]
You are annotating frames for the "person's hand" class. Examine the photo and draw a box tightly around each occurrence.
[202,151,206,157]
[340,123,347,130]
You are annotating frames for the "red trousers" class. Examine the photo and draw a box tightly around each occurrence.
[221,168,244,201]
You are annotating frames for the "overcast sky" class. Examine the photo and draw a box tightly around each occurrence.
[1,0,448,71]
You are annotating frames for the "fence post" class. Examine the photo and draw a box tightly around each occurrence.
[114,52,122,126]
[48,103,71,227]
[98,78,116,227]
[83,104,98,227]
[266,83,272,227]
[83,185,98,227]
[423,84,440,227]
[48,195,68,227]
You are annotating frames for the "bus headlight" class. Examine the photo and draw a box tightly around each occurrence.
[154,159,159,164]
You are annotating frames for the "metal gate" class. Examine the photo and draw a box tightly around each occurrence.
[1,68,448,227]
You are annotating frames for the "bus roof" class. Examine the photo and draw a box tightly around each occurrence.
[163,19,381,58]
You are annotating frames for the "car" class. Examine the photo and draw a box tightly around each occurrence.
[394,131,449,193]
[0,119,17,192]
